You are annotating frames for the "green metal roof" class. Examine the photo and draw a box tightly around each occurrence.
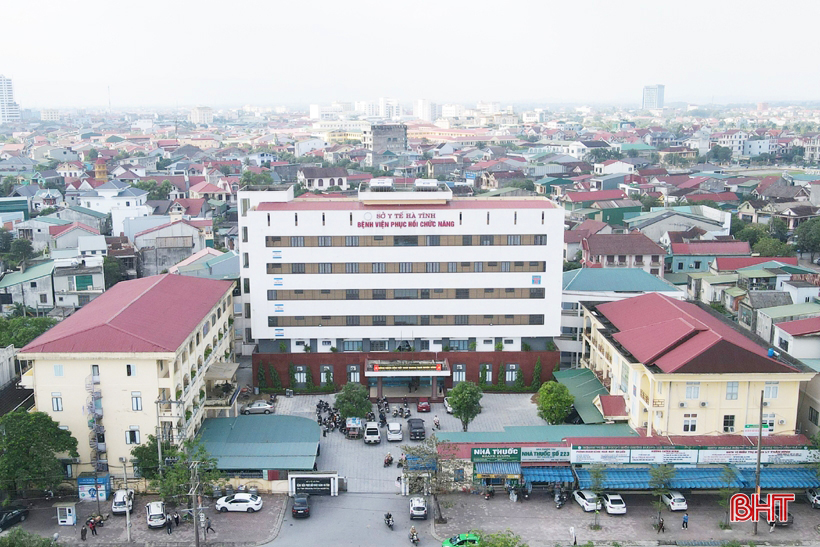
[198,415,320,471]
[759,302,820,319]
[618,143,656,151]
[738,269,776,278]
[725,287,747,297]
[798,359,820,372]
[701,274,739,284]
[482,187,524,197]
[663,273,691,285]
[562,268,680,292]
[436,423,637,444]
[553,369,608,424]
[68,205,109,219]
[32,217,71,226]
[0,261,55,288]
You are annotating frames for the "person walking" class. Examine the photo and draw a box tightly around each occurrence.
[173,511,180,526]
[657,517,665,533]
[88,520,97,536]
[166,515,173,535]
[80,525,87,541]
[682,512,688,529]
[206,516,216,534]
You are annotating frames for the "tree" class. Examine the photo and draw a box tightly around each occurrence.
[0,316,57,347]
[1,176,16,197]
[37,207,57,217]
[707,145,732,164]
[508,179,535,192]
[649,464,675,523]
[333,382,371,420]
[87,148,98,160]
[103,256,127,289]
[640,194,660,211]
[736,223,769,247]
[401,434,459,506]
[9,303,36,318]
[133,179,172,201]
[563,261,582,271]
[716,465,737,529]
[588,463,606,528]
[0,228,12,253]
[536,381,574,424]
[130,434,176,480]
[769,217,789,243]
[753,237,795,257]
[730,215,748,237]
[9,238,35,263]
[148,439,223,504]
[795,217,820,259]
[0,410,79,494]
[447,381,483,432]
[468,529,528,547]
[0,528,62,547]
[530,357,543,391]
[218,165,232,176]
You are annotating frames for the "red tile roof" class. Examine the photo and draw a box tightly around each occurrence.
[670,241,750,256]
[582,233,665,256]
[778,316,820,336]
[257,199,557,211]
[48,222,100,237]
[597,395,628,418]
[595,293,799,374]
[20,275,233,354]
[134,219,205,238]
[562,189,627,203]
[713,256,798,271]
[172,198,206,216]
[684,192,739,203]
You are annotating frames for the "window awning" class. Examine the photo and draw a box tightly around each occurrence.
[737,466,820,489]
[474,462,521,479]
[576,467,651,490]
[669,466,744,490]
[521,466,574,483]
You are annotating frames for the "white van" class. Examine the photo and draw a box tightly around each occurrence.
[363,421,381,444]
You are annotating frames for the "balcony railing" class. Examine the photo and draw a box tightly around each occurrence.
[653,399,665,407]
[640,390,649,404]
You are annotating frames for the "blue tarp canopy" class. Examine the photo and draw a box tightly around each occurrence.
[521,466,574,483]
[576,467,652,490]
[737,467,820,489]
[669,467,744,490]
[474,462,521,478]
[406,455,436,472]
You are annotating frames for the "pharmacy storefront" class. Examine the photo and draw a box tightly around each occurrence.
[470,446,574,490]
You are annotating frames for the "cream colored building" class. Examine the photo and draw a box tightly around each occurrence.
[581,293,814,437]
[19,274,237,477]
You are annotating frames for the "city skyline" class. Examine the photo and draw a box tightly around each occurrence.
[3,0,820,109]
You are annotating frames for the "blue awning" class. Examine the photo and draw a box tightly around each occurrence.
[406,455,436,472]
[669,467,744,490]
[521,466,574,483]
[737,467,820,489]
[576,467,652,490]
[474,462,521,478]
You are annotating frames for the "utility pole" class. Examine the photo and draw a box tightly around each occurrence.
[190,462,201,547]
[121,459,132,542]
[753,389,764,535]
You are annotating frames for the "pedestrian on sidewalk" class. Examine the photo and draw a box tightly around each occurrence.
[173,511,180,526]
[166,515,173,535]
[657,517,665,533]
[206,516,216,534]
[80,525,87,541]
[88,520,97,536]
[682,512,688,529]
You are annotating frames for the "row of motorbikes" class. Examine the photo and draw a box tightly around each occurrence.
[316,400,343,432]
[383,513,419,544]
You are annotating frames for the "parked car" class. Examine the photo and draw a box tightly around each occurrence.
[387,422,403,442]
[408,418,426,440]
[292,494,310,518]
[806,488,820,508]
[661,490,688,511]
[241,400,274,415]
[417,398,431,412]
[600,493,626,514]
[0,505,29,531]
[111,488,134,515]
[769,503,794,526]
[363,421,381,444]
[145,501,166,528]
[215,493,264,513]
[572,490,602,512]
[441,533,481,546]
[410,497,427,520]
[443,397,453,414]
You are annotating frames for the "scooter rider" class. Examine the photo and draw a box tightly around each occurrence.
[385,512,394,527]
[409,525,419,542]
[433,415,440,429]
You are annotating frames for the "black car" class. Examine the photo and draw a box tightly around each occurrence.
[292,494,310,518]
[408,418,425,440]
[0,505,29,531]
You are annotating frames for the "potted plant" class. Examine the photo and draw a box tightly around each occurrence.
[204,348,212,360]
[185,409,192,421]
[176,389,182,400]
[200,389,206,401]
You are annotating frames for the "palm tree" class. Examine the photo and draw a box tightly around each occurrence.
[10,303,36,317]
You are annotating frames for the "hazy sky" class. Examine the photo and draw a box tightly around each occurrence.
[4,0,819,109]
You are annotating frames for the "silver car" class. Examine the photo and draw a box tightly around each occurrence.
[242,400,274,415]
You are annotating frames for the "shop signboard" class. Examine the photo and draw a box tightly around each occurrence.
[630,449,698,464]
[471,447,521,463]
[520,447,570,463]
[570,448,630,464]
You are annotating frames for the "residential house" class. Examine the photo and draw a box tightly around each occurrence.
[134,219,208,277]
[588,199,643,225]
[188,181,231,203]
[755,302,820,345]
[581,233,666,277]
[686,272,739,304]
[18,275,236,478]
[736,200,767,223]
[626,206,730,244]
[0,261,55,313]
[714,130,749,157]
[294,138,329,157]
[51,247,105,310]
[709,256,799,274]
[559,268,681,368]
[668,240,751,274]
[560,189,628,213]
[738,291,794,334]
[49,222,100,250]
[75,180,151,236]
[593,160,635,176]
[169,199,209,219]
[52,206,111,235]
[106,235,138,279]
[658,147,698,165]
[426,158,459,179]
[15,217,72,252]
[567,140,610,160]
[770,317,820,436]
[296,167,349,191]
[563,219,610,262]
[581,293,815,436]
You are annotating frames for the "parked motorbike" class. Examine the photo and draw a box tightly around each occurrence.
[393,408,400,417]
[384,513,394,530]
[403,408,411,418]
[555,490,566,509]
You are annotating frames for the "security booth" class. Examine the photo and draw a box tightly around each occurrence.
[365,359,450,402]
[53,502,77,526]
[77,472,110,502]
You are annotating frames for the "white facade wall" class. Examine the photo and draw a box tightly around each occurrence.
[743,139,771,157]
[238,190,563,350]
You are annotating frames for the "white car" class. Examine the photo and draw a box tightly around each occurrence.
[572,490,602,512]
[111,489,134,515]
[363,422,381,444]
[443,397,453,414]
[387,422,403,441]
[145,501,166,528]
[661,490,688,511]
[600,493,626,515]
[215,493,264,513]
[806,488,820,508]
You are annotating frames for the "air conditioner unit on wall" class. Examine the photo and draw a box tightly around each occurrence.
[679,402,687,408]
[778,419,786,425]
[700,401,708,407]
[763,401,769,407]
